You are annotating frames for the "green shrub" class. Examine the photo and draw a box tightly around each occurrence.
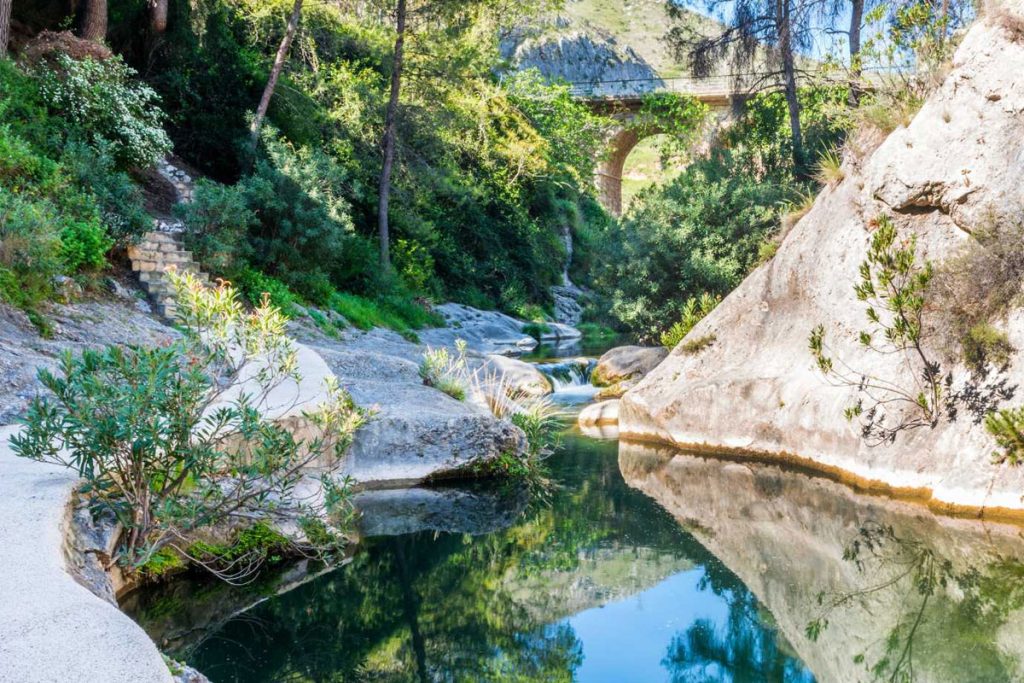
[986,407,1024,465]
[232,267,300,316]
[35,54,171,169]
[60,218,113,272]
[0,190,63,304]
[660,293,720,350]
[177,179,255,274]
[10,272,365,578]
[60,141,150,244]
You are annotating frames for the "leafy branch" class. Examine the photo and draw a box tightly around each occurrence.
[809,216,946,444]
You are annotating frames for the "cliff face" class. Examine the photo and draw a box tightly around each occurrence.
[619,13,1024,512]
[501,19,662,97]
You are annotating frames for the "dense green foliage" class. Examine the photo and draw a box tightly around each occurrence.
[590,87,847,340]
[11,273,364,576]
[103,0,610,318]
[0,57,151,310]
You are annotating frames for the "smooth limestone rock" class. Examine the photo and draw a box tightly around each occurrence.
[420,303,538,354]
[0,425,173,683]
[479,354,553,396]
[620,13,1024,512]
[297,326,527,486]
[592,345,668,386]
[578,399,620,427]
[619,442,1024,683]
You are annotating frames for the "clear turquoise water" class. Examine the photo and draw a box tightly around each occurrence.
[129,429,813,682]
[126,410,1024,682]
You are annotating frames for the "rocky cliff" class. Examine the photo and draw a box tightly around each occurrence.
[619,10,1024,513]
[501,17,662,97]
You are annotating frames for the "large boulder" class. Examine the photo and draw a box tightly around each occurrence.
[301,327,527,486]
[592,345,668,386]
[619,14,1024,512]
[420,303,537,354]
[479,354,552,397]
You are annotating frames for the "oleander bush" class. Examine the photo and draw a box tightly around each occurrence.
[11,272,365,579]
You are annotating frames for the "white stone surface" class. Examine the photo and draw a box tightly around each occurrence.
[578,399,620,427]
[0,425,173,683]
[620,15,1024,512]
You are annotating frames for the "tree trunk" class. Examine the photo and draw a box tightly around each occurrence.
[776,0,803,172]
[848,0,864,106]
[377,0,407,272]
[249,0,304,146]
[0,0,12,58]
[81,0,108,42]
[149,0,169,33]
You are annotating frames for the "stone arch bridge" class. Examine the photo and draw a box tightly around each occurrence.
[570,76,753,215]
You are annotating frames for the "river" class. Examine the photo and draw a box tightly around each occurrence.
[123,347,1024,682]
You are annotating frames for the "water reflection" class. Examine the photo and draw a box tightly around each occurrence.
[127,431,807,682]
[620,442,1024,683]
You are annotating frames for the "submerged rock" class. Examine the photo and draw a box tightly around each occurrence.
[353,485,529,537]
[592,345,668,386]
[620,12,1024,511]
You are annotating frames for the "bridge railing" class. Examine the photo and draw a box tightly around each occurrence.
[566,69,889,100]
[566,74,779,99]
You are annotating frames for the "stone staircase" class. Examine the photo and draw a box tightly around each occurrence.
[130,159,211,320]
[128,231,210,320]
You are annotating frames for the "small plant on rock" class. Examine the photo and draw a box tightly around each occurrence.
[660,293,720,350]
[809,215,946,443]
[419,339,469,401]
[11,271,365,581]
[814,146,844,186]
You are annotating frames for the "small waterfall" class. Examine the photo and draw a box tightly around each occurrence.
[535,358,599,404]
[552,224,584,325]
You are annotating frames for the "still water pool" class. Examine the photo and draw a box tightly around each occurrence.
[126,424,1024,682]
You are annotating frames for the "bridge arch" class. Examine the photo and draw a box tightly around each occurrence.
[596,125,663,217]
[580,87,749,216]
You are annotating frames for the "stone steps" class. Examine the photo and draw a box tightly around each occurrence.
[129,230,209,320]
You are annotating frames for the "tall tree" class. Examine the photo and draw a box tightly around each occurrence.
[0,0,11,58]
[81,0,107,42]
[149,0,169,33]
[374,0,551,272]
[665,0,814,172]
[377,0,407,271]
[250,0,304,146]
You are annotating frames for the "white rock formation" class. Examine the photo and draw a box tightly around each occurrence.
[592,345,668,386]
[0,425,173,683]
[620,13,1024,512]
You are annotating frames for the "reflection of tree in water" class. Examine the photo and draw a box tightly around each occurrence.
[182,435,676,681]
[806,521,1024,683]
[662,587,814,683]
